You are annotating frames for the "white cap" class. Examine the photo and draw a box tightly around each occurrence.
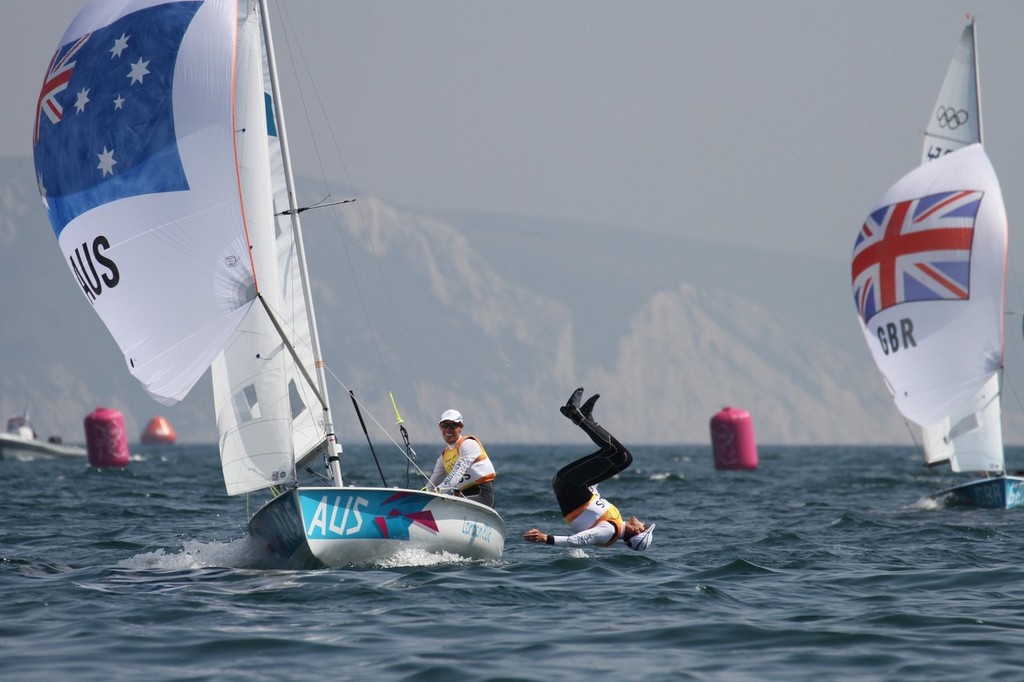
[625,522,655,551]
[438,409,463,424]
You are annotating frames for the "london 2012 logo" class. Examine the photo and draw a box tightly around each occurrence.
[936,105,969,130]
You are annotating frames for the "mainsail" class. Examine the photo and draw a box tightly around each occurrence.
[210,5,325,495]
[922,21,982,164]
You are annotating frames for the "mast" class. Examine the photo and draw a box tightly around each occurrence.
[971,18,983,147]
[257,0,344,487]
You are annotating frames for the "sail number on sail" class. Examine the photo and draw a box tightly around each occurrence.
[875,318,917,356]
[71,235,120,303]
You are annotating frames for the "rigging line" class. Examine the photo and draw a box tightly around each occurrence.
[253,296,339,479]
[255,293,325,410]
[256,291,345,480]
[1002,363,1024,418]
[349,391,389,487]
[269,1,431,431]
[277,196,356,216]
[330,368,432,482]
[265,0,334,201]
[270,0,395,396]
[1002,228,1024,415]
[266,298,428,480]
[1002,310,1024,415]
[256,285,419,471]
[335,197,434,430]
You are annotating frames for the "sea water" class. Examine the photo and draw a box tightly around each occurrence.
[3,442,1024,681]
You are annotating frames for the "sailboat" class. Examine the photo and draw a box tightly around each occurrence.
[852,19,1024,509]
[33,0,506,565]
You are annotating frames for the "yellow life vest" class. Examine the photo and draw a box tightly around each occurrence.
[564,491,624,547]
[441,435,496,490]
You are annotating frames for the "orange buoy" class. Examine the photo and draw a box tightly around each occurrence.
[710,406,758,470]
[141,416,176,445]
[84,407,131,468]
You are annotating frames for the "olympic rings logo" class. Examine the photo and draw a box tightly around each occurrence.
[936,105,969,129]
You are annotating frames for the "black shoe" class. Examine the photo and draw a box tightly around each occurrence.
[560,404,584,424]
[580,393,600,420]
[561,387,585,424]
[565,387,583,410]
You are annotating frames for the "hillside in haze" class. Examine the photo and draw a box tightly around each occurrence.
[0,153,946,449]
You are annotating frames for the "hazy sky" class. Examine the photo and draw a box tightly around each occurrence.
[8,1,1024,265]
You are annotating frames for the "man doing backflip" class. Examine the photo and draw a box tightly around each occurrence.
[524,387,654,551]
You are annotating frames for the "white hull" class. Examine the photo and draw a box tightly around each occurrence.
[249,487,506,569]
[0,431,86,461]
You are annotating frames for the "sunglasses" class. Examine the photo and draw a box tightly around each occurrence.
[439,421,462,429]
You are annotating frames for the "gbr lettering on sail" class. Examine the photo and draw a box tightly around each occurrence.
[875,317,917,356]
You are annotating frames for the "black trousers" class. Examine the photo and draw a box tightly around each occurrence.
[552,418,632,517]
[460,480,495,508]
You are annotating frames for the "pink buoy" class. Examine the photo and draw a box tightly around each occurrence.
[84,407,131,468]
[710,406,758,470]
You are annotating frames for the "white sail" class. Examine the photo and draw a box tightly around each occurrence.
[258,7,323,471]
[921,21,981,164]
[211,5,319,493]
[852,144,1007,472]
[211,4,324,495]
[920,374,1003,472]
[34,0,250,404]
[35,0,328,495]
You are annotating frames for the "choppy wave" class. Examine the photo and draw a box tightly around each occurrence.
[5,444,1024,680]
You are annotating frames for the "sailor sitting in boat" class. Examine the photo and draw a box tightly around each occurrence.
[524,388,654,552]
[427,409,497,508]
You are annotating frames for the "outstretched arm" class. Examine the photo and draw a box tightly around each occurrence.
[523,522,616,548]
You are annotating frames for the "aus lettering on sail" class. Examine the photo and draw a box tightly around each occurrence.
[70,236,119,303]
[853,189,982,356]
[32,4,199,305]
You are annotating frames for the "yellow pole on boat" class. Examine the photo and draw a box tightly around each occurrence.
[389,390,417,486]
[389,390,404,425]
